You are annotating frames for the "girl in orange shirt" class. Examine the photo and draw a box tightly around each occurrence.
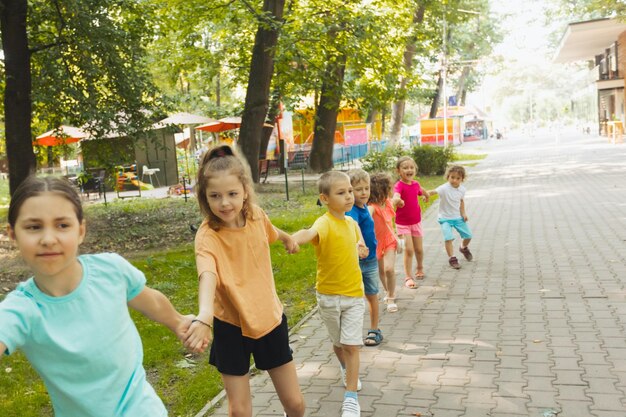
[369,172,400,313]
[184,145,304,417]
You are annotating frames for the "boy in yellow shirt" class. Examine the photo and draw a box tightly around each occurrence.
[293,171,367,417]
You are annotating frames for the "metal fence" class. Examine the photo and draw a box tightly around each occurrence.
[332,140,390,166]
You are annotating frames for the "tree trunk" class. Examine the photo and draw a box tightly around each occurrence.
[389,5,425,144]
[237,0,285,183]
[429,25,452,119]
[309,53,347,172]
[455,66,470,106]
[1,0,35,196]
[429,73,443,118]
[259,88,281,159]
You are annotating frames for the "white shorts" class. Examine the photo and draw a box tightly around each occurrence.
[316,292,365,347]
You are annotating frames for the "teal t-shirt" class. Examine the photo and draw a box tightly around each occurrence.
[0,253,167,417]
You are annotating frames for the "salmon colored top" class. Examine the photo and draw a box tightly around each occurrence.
[371,199,398,259]
[194,205,282,339]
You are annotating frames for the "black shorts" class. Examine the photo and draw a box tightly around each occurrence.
[209,314,293,376]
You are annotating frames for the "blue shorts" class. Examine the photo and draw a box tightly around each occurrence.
[359,258,379,295]
[438,217,473,242]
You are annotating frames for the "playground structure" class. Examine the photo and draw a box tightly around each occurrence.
[420,105,491,146]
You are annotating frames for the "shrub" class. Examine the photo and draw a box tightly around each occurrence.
[410,145,455,175]
[361,145,407,173]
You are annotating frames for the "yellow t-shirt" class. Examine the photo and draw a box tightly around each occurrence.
[312,212,364,297]
[194,205,282,339]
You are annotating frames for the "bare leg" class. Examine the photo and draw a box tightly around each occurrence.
[382,249,397,300]
[445,239,454,257]
[377,257,388,294]
[221,373,252,417]
[402,234,415,278]
[462,238,471,248]
[413,236,424,274]
[267,361,305,417]
[365,293,379,330]
[337,344,360,392]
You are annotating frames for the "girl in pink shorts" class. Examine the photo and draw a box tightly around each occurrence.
[392,156,430,288]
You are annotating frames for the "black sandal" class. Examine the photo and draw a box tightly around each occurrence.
[364,329,383,346]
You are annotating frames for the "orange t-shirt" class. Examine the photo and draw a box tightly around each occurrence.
[194,205,282,339]
[372,199,398,259]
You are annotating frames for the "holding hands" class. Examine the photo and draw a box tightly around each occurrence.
[183,317,212,353]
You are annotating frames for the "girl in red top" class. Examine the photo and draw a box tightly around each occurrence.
[184,145,305,417]
[392,156,430,288]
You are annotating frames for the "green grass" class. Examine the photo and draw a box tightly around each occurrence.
[453,152,487,161]
[0,173,453,416]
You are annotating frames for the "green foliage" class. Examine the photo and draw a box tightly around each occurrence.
[410,145,455,176]
[28,0,160,138]
[360,145,407,173]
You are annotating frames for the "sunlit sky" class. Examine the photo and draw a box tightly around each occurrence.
[490,0,556,64]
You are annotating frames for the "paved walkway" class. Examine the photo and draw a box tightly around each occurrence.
[207,130,626,417]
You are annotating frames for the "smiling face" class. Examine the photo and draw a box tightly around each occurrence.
[320,176,354,218]
[352,179,370,208]
[204,172,248,228]
[397,159,416,183]
[8,192,86,285]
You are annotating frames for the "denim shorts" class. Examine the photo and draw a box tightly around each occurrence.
[359,258,379,295]
[438,217,473,242]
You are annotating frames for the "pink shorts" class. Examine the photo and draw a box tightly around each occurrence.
[396,222,423,237]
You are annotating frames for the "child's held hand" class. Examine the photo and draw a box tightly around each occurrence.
[282,234,300,254]
[357,242,369,259]
[183,318,213,353]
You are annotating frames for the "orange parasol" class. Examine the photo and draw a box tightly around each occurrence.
[196,116,242,133]
[34,125,88,146]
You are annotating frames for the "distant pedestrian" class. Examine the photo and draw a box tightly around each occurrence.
[292,170,368,417]
[369,172,400,313]
[0,176,197,417]
[185,145,305,417]
[427,165,474,269]
[346,169,382,347]
[392,156,430,288]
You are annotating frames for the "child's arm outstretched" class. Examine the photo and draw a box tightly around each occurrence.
[292,227,319,246]
[391,192,404,208]
[184,271,217,353]
[128,287,196,344]
[460,198,468,221]
[275,226,299,254]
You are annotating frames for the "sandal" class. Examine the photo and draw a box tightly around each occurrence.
[404,277,418,289]
[386,298,398,313]
[415,271,425,280]
[364,329,383,346]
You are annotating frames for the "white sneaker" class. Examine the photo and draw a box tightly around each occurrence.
[341,367,362,391]
[341,396,361,417]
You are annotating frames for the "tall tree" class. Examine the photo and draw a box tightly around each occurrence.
[238,0,285,182]
[1,0,159,195]
[390,3,427,143]
[1,0,35,195]
[309,23,347,172]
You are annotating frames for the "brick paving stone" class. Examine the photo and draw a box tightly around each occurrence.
[202,133,626,416]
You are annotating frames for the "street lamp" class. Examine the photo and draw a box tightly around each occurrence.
[442,8,481,148]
